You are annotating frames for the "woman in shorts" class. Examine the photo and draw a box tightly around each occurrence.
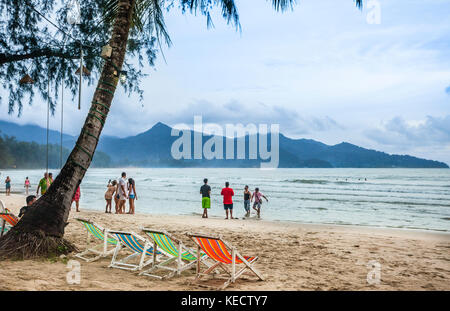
[127,178,137,214]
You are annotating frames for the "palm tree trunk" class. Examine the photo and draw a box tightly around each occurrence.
[0,0,136,259]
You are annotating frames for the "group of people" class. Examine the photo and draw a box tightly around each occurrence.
[5,172,268,220]
[3,173,54,197]
[3,172,82,212]
[200,178,268,219]
[104,172,137,214]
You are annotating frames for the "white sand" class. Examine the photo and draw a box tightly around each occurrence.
[0,193,449,290]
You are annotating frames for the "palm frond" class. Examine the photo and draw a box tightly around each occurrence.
[269,0,362,12]
[270,0,296,12]
[180,0,241,31]
[102,0,171,47]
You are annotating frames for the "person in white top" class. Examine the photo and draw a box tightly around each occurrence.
[117,172,128,214]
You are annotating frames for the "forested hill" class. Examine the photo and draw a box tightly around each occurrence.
[0,121,448,168]
[0,135,111,169]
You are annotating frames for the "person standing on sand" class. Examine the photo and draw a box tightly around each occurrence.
[36,172,49,197]
[127,178,137,214]
[243,185,252,218]
[114,180,120,214]
[200,178,211,218]
[221,181,235,220]
[105,180,117,213]
[72,186,81,212]
[4,176,11,196]
[117,172,128,214]
[24,177,30,195]
[251,187,268,219]
[48,173,54,184]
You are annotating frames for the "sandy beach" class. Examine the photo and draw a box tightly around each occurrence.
[0,193,449,291]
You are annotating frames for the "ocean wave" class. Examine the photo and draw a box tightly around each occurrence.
[283,179,328,184]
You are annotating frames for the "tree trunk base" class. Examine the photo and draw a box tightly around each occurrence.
[0,230,78,260]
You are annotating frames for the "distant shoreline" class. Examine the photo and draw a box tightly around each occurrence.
[3,191,449,235]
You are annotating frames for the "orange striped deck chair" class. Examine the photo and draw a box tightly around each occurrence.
[0,199,7,236]
[0,200,19,237]
[187,233,264,290]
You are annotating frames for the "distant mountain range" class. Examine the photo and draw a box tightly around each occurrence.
[0,120,448,168]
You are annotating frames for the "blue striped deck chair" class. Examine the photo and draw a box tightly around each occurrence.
[109,231,161,271]
[140,228,210,279]
[75,218,118,262]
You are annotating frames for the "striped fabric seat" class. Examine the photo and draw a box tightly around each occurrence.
[109,231,160,272]
[80,220,117,245]
[75,218,118,262]
[139,228,210,279]
[114,232,159,256]
[193,236,255,264]
[147,232,196,261]
[188,233,264,290]
[0,213,19,227]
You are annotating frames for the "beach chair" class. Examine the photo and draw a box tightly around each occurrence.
[0,200,6,235]
[140,228,209,279]
[108,231,160,271]
[74,218,118,262]
[0,201,19,237]
[187,233,264,290]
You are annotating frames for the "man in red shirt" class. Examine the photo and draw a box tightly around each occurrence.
[221,181,235,219]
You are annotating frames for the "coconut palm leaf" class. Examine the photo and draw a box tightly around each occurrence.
[102,0,171,46]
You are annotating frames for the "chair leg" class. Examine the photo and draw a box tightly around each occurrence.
[108,243,123,268]
[236,254,264,281]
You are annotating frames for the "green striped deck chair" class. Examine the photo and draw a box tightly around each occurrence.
[109,231,161,272]
[75,218,118,262]
[139,228,209,279]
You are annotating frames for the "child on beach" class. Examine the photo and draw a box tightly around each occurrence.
[221,181,235,220]
[243,185,252,218]
[4,176,11,196]
[105,180,117,213]
[251,187,268,218]
[24,177,30,195]
[127,178,137,214]
[200,178,211,218]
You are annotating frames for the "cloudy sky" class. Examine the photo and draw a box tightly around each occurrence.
[1,0,450,164]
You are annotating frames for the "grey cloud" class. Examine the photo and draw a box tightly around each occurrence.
[158,99,343,136]
[365,115,450,146]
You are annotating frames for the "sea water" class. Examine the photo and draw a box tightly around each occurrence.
[1,168,449,232]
